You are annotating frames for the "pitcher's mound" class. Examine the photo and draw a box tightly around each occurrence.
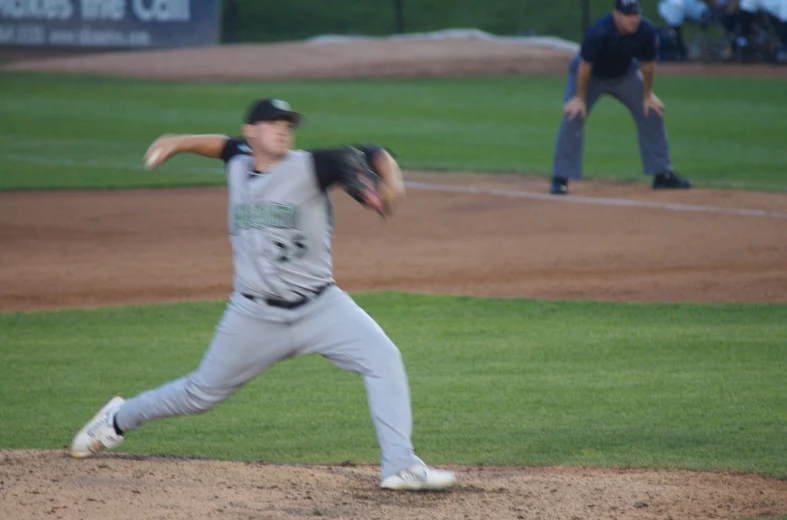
[2,450,785,520]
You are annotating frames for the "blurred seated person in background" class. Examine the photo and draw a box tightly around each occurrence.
[658,0,714,59]
[736,0,787,62]
[658,0,742,60]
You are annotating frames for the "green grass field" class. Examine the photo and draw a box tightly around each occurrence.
[1,295,786,478]
[1,69,786,508]
[223,0,663,43]
[1,73,786,192]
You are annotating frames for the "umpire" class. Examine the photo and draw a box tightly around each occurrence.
[550,0,692,195]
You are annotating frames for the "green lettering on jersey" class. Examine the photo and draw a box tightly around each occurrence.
[231,202,298,234]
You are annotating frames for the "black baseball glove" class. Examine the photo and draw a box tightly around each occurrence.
[337,146,386,214]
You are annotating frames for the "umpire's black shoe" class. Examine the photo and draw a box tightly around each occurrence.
[652,170,692,189]
[550,176,569,195]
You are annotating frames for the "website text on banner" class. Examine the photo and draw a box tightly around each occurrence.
[0,0,220,49]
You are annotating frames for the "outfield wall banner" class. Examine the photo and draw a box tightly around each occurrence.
[0,0,220,48]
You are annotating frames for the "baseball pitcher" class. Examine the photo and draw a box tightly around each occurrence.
[70,98,456,491]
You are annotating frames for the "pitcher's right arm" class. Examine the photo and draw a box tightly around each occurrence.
[143,134,230,170]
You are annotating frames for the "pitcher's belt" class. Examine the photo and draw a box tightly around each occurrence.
[242,283,333,310]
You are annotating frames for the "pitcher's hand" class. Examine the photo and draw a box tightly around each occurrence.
[144,134,180,170]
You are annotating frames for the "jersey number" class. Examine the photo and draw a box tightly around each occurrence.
[273,234,308,263]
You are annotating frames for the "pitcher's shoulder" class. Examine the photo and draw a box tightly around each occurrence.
[289,149,319,175]
[281,149,325,191]
[290,149,313,161]
[222,137,252,163]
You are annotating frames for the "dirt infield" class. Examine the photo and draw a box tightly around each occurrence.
[2,40,787,520]
[2,172,786,313]
[4,39,787,80]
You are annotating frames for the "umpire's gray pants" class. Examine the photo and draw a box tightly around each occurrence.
[552,56,673,180]
[113,285,422,479]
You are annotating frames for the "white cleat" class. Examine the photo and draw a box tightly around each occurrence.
[380,462,457,491]
[70,396,125,458]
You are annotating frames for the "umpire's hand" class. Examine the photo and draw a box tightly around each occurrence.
[563,96,588,121]
[643,93,665,118]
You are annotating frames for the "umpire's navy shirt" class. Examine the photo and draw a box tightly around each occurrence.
[580,14,658,79]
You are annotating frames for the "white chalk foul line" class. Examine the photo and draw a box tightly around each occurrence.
[2,154,784,219]
[404,181,787,220]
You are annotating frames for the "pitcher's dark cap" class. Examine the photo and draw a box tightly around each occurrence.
[614,0,642,14]
[245,98,302,127]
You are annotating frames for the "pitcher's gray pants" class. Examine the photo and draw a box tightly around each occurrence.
[114,286,421,479]
[552,56,673,180]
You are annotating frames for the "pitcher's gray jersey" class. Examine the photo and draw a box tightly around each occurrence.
[221,139,379,302]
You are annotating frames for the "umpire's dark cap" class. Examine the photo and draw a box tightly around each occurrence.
[614,0,642,14]
[245,98,302,128]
